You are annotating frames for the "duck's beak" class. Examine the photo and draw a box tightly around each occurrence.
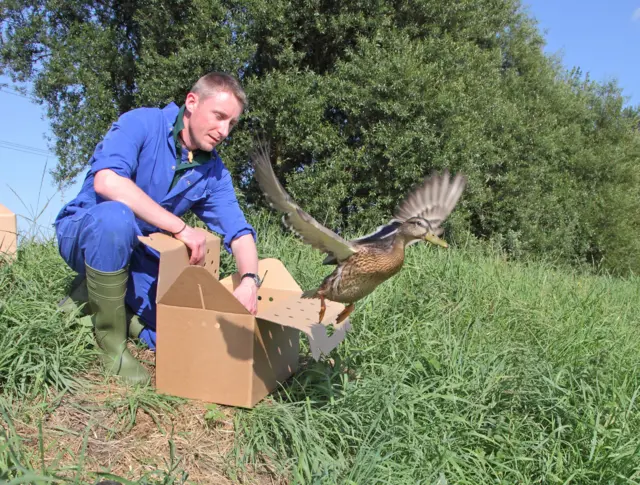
[424,233,449,248]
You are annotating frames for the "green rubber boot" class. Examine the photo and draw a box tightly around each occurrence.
[60,276,145,340]
[126,307,145,339]
[85,264,150,386]
[58,274,91,316]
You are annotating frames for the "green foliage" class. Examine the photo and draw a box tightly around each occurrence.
[232,217,640,484]
[203,404,226,427]
[2,0,640,274]
[3,216,640,483]
[0,239,95,395]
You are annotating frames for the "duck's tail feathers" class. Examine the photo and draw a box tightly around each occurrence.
[301,289,319,299]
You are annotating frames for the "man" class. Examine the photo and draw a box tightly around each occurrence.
[55,72,260,386]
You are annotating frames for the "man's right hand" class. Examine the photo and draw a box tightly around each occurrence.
[174,225,207,265]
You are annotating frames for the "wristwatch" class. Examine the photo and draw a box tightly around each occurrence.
[241,272,262,287]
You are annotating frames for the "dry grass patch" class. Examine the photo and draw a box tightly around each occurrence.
[4,348,284,485]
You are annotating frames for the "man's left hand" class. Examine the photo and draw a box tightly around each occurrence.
[233,278,258,315]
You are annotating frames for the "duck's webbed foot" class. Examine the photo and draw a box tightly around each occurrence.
[335,303,355,325]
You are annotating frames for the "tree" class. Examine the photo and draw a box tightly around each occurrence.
[3,0,639,273]
[1,0,253,183]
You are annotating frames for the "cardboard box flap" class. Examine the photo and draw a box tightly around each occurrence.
[0,203,17,258]
[138,232,186,253]
[138,231,220,301]
[160,265,251,315]
[138,233,189,302]
[0,204,14,216]
[219,258,301,292]
[257,294,351,360]
[306,317,351,361]
[254,258,302,292]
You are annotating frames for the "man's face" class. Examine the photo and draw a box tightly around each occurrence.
[185,90,242,151]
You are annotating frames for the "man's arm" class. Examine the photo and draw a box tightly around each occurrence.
[230,232,259,276]
[230,233,259,315]
[88,108,207,265]
[94,169,207,265]
[191,159,259,314]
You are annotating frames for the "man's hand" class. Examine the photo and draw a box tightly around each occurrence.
[233,277,258,315]
[174,225,207,265]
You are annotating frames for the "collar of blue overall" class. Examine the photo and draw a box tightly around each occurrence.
[169,104,212,190]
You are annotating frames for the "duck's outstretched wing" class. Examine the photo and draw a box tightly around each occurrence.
[251,141,358,263]
[349,170,467,247]
[392,170,467,230]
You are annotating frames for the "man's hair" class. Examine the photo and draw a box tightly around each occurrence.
[190,72,247,109]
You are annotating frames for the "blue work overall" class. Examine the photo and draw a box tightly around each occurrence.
[54,102,256,349]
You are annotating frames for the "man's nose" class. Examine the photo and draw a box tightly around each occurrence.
[218,121,231,139]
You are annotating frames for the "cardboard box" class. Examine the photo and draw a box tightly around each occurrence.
[139,231,350,408]
[0,204,17,261]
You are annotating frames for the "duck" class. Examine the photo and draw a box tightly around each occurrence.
[251,141,467,325]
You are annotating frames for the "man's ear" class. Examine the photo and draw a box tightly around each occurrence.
[184,92,199,113]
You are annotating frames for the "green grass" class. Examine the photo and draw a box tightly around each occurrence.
[0,239,95,395]
[0,239,196,484]
[2,213,640,483]
[231,215,640,484]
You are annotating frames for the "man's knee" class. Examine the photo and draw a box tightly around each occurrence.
[82,202,140,271]
[88,201,137,239]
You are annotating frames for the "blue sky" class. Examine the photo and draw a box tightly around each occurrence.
[0,82,82,239]
[523,0,639,106]
[1,1,638,240]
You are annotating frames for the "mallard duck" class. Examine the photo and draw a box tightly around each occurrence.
[251,142,467,325]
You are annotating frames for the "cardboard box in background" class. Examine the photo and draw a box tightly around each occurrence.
[139,231,350,409]
[0,204,17,261]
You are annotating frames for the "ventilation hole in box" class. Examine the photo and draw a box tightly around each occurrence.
[203,261,207,266]
[258,296,262,301]
[269,297,274,302]
[274,314,279,317]
[289,315,293,318]
[207,248,210,254]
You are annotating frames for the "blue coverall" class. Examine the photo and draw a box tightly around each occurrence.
[54,102,256,349]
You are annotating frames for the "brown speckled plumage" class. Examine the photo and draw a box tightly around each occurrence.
[251,141,467,324]
[312,239,405,303]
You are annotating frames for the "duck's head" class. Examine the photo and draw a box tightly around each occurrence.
[398,217,449,248]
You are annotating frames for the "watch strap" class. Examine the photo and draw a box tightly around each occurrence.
[241,272,261,287]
